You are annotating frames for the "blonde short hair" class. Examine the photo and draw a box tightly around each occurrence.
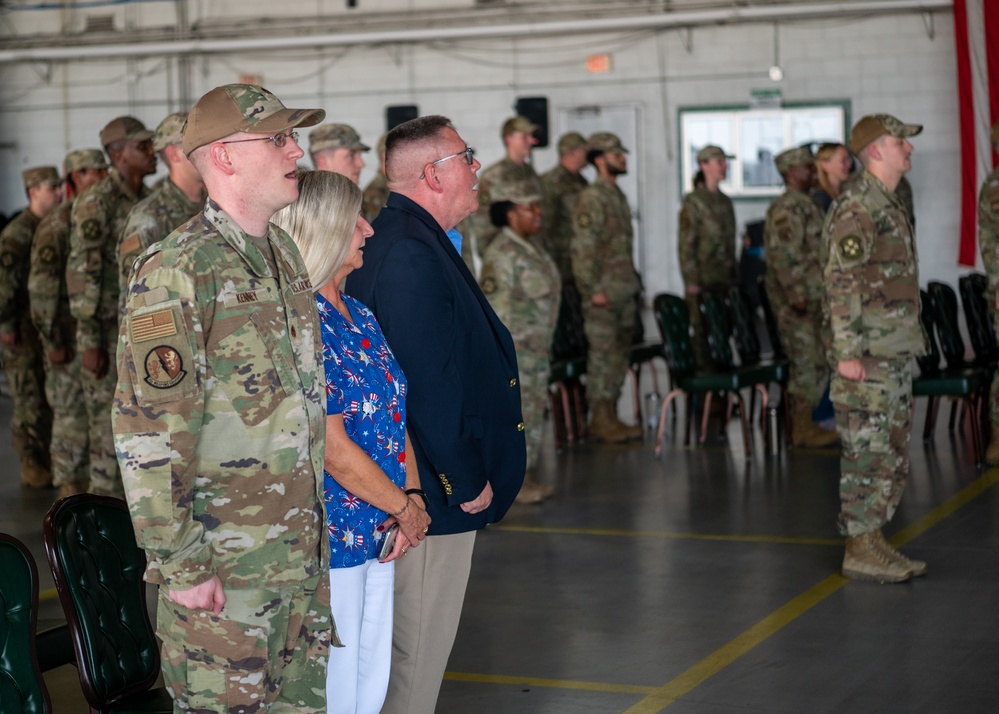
[272,169,362,290]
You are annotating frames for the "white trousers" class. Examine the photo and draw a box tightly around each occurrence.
[326,558,395,714]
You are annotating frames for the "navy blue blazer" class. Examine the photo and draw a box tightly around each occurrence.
[345,192,526,535]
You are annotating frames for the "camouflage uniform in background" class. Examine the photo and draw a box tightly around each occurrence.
[114,199,335,712]
[764,179,829,408]
[978,164,999,433]
[895,175,915,228]
[474,157,543,252]
[0,204,53,481]
[118,178,203,298]
[67,169,149,495]
[541,160,588,360]
[822,170,925,537]
[571,176,640,403]
[29,199,89,491]
[362,171,389,223]
[677,185,737,366]
[480,225,561,471]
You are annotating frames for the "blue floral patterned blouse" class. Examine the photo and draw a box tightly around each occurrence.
[318,291,409,568]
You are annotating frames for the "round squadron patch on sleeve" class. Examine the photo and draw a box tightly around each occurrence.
[38,246,56,265]
[481,277,497,295]
[81,219,101,242]
[838,235,863,261]
[144,345,187,389]
[0,252,14,269]
[576,212,592,228]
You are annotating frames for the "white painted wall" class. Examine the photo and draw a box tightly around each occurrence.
[0,3,969,306]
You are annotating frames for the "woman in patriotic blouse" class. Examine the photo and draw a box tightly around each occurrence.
[274,170,430,714]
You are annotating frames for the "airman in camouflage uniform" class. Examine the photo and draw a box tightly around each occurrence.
[29,149,108,497]
[480,180,561,504]
[118,112,205,299]
[67,115,156,496]
[764,146,837,448]
[0,166,61,488]
[113,84,334,712]
[571,132,642,442]
[678,144,737,367]
[309,122,369,184]
[541,131,589,361]
[362,132,390,222]
[822,113,927,583]
[979,121,999,465]
[472,115,544,255]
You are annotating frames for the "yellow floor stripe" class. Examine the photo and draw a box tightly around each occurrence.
[39,587,58,602]
[495,524,841,546]
[444,671,658,695]
[621,467,999,713]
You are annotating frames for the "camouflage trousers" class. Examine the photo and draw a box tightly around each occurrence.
[831,358,912,537]
[582,296,635,402]
[43,352,89,488]
[2,332,52,467]
[685,295,710,370]
[157,570,332,713]
[515,345,552,470]
[776,304,828,406]
[81,322,121,496]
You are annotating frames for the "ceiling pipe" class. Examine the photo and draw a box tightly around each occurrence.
[0,0,951,64]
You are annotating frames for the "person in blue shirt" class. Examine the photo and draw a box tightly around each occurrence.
[274,169,431,714]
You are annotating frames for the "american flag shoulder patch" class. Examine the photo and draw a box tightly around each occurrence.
[131,309,177,343]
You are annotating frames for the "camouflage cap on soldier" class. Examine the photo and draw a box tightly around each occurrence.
[848,113,922,155]
[588,132,628,154]
[182,83,325,156]
[21,166,61,189]
[557,131,588,155]
[152,111,189,152]
[501,115,538,138]
[774,146,814,174]
[697,145,734,163]
[63,149,108,173]
[309,123,370,155]
[99,116,154,148]
[490,178,541,205]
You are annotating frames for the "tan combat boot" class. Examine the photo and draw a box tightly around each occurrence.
[515,469,555,505]
[588,401,630,443]
[20,457,53,489]
[57,480,86,500]
[608,405,643,441]
[986,423,999,466]
[842,532,912,583]
[872,529,927,577]
[790,401,839,448]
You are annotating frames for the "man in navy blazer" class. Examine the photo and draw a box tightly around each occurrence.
[345,115,526,714]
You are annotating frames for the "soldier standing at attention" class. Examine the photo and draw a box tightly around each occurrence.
[978,121,999,465]
[472,115,544,253]
[571,132,642,443]
[113,84,334,711]
[362,132,390,222]
[822,113,926,583]
[480,180,561,504]
[0,166,62,488]
[678,144,737,367]
[541,131,589,360]
[118,111,205,294]
[29,150,108,498]
[309,122,369,184]
[67,115,156,497]
[764,146,838,448]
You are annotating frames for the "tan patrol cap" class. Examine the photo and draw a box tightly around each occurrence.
[697,145,734,163]
[63,149,108,173]
[848,113,922,155]
[501,115,538,138]
[490,178,541,204]
[557,131,588,154]
[99,116,154,148]
[152,112,189,152]
[774,146,814,174]
[588,132,628,154]
[22,166,61,189]
[182,84,325,156]
[309,123,370,155]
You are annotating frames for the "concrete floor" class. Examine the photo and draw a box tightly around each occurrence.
[6,375,999,713]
